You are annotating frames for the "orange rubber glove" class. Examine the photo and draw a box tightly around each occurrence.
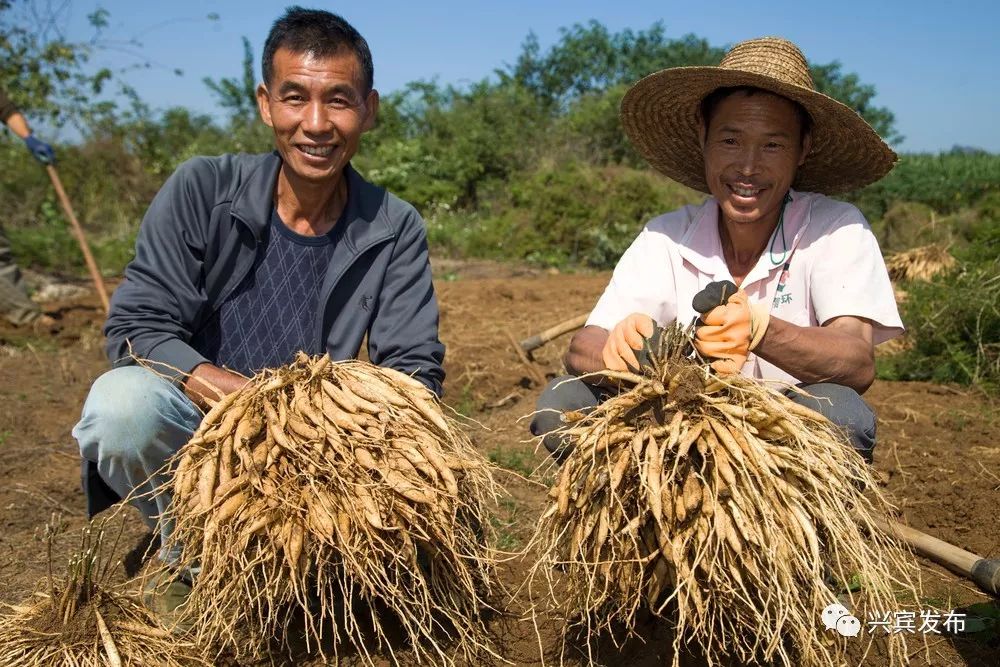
[693,290,770,375]
[602,313,655,372]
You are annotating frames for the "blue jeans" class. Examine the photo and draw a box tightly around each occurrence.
[530,376,876,463]
[73,366,202,561]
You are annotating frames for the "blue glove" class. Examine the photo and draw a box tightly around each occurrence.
[23,134,55,164]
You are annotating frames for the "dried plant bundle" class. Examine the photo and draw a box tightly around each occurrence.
[527,325,921,667]
[163,354,500,665]
[885,244,955,283]
[0,521,207,667]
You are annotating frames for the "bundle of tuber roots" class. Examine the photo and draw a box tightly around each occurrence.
[161,354,500,665]
[527,324,920,667]
[885,243,956,283]
[0,520,208,667]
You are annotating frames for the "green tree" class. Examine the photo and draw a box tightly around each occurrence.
[203,36,258,124]
[357,78,547,210]
[201,35,271,154]
[506,22,723,110]
[554,84,641,166]
[506,21,900,145]
[0,0,115,127]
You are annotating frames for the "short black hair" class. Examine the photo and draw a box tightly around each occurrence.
[262,7,374,93]
[700,86,812,145]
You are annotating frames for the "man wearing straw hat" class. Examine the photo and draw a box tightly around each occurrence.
[532,37,902,463]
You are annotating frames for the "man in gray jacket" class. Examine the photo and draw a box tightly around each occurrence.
[72,8,444,596]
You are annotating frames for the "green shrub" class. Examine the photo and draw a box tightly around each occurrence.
[5,197,135,277]
[1,135,154,276]
[1,108,271,278]
[974,191,1000,231]
[871,201,935,252]
[878,216,1000,393]
[553,84,644,167]
[850,152,1000,221]
[428,163,702,268]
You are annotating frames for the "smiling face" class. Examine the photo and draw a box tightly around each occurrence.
[257,47,378,188]
[701,90,810,228]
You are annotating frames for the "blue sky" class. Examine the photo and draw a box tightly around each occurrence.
[52,0,1000,152]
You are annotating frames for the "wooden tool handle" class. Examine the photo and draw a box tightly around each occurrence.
[875,518,1000,596]
[520,313,588,353]
[46,165,110,313]
[506,329,546,387]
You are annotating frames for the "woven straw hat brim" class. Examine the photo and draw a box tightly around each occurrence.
[620,66,897,195]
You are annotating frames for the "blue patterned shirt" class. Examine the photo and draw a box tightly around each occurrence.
[190,208,343,377]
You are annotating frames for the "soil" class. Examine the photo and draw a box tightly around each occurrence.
[0,260,997,666]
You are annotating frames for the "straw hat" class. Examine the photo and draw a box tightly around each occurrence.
[620,37,897,194]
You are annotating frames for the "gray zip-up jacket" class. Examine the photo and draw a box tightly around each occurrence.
[104,151,445,395]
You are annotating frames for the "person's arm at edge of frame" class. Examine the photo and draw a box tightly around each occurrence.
[5,110,55,164]
[753,315,875,393]
[4,111,31,139]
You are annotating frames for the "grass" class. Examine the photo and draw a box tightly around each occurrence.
[8,223,135,280]
[934,410,971,432]
[919,595,949,608]
[489,498,522,551]
[0,332,59,354]
[453,381,476,417]
[488,445,538,477]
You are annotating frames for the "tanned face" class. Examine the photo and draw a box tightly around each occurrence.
[701,90,811,228]
[256,47,378,187]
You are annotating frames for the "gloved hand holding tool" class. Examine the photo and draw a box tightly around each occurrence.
[23,134,56,164]
[692,280,771,376]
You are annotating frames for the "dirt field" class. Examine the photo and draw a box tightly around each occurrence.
[0,260,997,666]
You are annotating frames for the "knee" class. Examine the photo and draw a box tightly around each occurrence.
[531,375,607,460]
[791,383,875,462]
[530,375,599,437]
[531,376,572,438]
[74,366,195,463]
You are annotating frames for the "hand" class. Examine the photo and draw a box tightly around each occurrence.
[602,313,655,372]
[23,134,55,164]
[693,288,770,375]
[184,363,250,409]
[633,322,665,372]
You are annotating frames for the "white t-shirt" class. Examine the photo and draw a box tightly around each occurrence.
[586,190,904,386]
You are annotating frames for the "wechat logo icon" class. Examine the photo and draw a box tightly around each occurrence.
[822,603,861,637]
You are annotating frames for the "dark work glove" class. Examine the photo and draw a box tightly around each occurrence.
[692,280,771,376]
[692,280,739,318]
[633,323,664,373]
[23,134,55,165]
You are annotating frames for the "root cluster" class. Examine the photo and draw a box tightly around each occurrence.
[164,354,500,664]
[885,243,955,282]
[528,326,920,667]
[0,522,207,667]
